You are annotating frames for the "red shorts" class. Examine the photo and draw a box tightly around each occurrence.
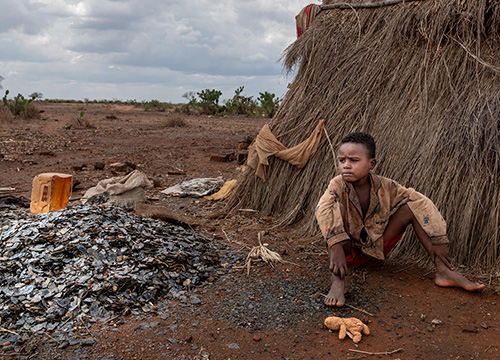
[345,233,403,268]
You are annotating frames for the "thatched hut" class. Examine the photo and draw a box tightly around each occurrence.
[228,0,500,269]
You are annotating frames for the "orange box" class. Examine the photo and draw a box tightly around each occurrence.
[30,173,73,214]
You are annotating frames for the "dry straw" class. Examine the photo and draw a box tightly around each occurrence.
[228,0,500,269]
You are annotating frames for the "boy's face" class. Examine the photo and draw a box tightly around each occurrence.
[338,142,376,183]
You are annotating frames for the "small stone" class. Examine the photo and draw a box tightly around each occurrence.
[94,162,105,170]
[461,325,479,333]
[253,335,262,342]
[81,338,96,346]
[426,326,434,332]
[190,296,201,305]
[227,343,240,350]
[431,319,443,326]
[480,322,488,329]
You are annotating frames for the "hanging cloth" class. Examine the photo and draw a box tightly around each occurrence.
[247,119,326,181]
[295,4,321,38]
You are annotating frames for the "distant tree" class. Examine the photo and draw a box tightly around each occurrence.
[0,75,4,90]
[29,92,43,100]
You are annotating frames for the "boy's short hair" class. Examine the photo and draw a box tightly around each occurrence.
[340,132,376,158]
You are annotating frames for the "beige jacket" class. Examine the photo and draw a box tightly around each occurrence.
[315,173,449,260]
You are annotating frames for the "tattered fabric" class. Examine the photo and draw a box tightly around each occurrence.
[247,119,325,181]
[295,4,321,38]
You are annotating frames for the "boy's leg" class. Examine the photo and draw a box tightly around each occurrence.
[385,205,484,291]
[325,203,350,307]
[325,240,351,307]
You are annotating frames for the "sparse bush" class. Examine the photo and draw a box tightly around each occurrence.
[181,92,198,115]
[225,86,257,116]
[161,115,188,128]
[2,90,40,119]
[258,91,282,118]
[29,92,43,100]
[0,103,13,124]
[143,99,174,112]
[197,89,222,115]
[65,110,95,129]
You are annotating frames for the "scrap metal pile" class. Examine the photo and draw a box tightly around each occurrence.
[0,204,227,339]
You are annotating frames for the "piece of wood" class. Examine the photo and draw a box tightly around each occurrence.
[320,0,422,11]
[134,201,200,227]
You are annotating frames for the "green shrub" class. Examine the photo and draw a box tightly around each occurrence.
[143,99,174,112]
[65,110,95,129]
[225,86,257,116]
[2,90,40,119]
[197,88,222,115]
[258,91,281,118]
[180,91,198,115]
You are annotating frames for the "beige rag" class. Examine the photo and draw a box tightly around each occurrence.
[247,119,326,181]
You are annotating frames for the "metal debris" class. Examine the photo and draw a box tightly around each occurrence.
[0,204,226,343]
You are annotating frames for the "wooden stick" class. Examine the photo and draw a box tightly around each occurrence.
[0,327,19,336]
[348,348,403,356]
[320,0,422,10]
[345,304,375,317]
[485,345,500,353]
[319,293,375,317]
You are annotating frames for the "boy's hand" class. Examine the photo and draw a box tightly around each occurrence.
[431,244,452,269]
[328,243,349,279]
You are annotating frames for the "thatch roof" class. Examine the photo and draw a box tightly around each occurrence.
[228,0,500,269]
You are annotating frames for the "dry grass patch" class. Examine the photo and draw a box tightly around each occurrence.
[161,115,188,128]
[0,105,13,125]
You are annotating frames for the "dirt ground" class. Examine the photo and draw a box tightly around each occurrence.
[1,103,499,360]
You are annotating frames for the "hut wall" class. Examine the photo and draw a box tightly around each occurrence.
[229,0,500,268]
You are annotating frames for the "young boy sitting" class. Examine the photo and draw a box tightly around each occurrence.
[315,132,484,307]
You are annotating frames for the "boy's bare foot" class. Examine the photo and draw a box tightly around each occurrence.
[325,274,345,306]
[434,259,485,291]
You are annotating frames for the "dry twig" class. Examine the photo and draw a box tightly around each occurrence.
[319,294,375,317]
[348,348,403,356]
[244,232,285,275]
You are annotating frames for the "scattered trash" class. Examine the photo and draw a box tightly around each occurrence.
[30,173,73,214]
[0,196,30,209]
[109,162,137,173]
[81,170,153,208]
[203,180,237,201]
[431,319,443,326]
[161,177,224,198]
[0,187,16,192]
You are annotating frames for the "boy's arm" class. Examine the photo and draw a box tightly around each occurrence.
[389,180,449,246]
[328,242,349,278]
[315,178,350,249]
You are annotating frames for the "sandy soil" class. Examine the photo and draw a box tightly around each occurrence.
[1,102,499,360]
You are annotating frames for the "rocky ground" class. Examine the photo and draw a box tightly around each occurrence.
[0,102,499,360]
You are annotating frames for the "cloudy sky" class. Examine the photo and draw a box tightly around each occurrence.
[0,0,311,103]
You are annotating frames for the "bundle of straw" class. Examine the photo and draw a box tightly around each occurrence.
[244,232,284,275]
